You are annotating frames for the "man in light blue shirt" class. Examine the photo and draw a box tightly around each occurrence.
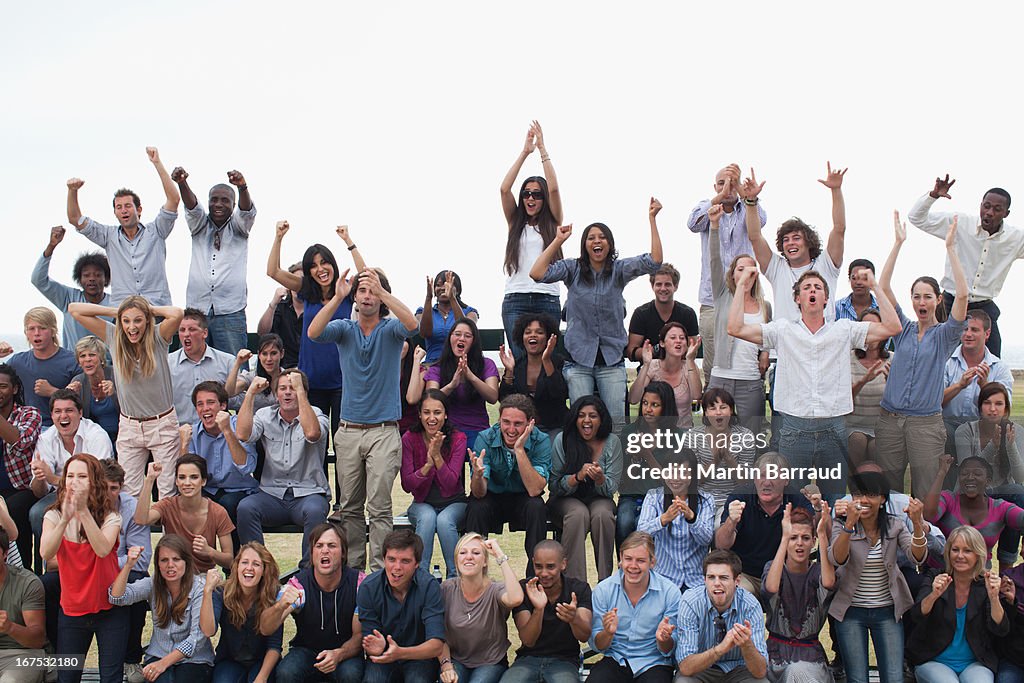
[169,309,239,425]
[309,267,418,572]
[676,550,768,682]
[66,147,180,306]
[589,531,680,682]
[942,310,1014,438]
[172,166,256,356]
[834,258,878,322]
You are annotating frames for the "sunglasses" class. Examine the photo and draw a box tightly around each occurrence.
[714,615,727,643]
[521,190,544,201]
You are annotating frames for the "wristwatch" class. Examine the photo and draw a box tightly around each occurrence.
[496,554,510,566]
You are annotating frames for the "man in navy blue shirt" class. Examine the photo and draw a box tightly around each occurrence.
[3,308,80,428]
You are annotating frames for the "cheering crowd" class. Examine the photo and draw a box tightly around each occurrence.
[0,122,1023,683]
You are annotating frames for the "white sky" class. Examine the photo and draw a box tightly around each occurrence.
[3,2,1022,353]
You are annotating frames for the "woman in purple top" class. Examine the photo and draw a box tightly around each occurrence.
[424,318,499,449]
[925,455,1024,570]
[400,389,467,578]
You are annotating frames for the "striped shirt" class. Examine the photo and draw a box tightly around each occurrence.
[850,540,892,608]
[636,489,716,589]
[932,491,1024,564]
[676,585,768,672]
[109,574,214,664]
[686,426,756,510]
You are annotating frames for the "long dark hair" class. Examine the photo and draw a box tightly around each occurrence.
[298,244,340,304]
[152,534,197,629]
[504,176,561,276]
[978,382,1012,481]
[432,270,468,310]
[661,448,701,530]
[632,380,678,432]
[409,389,455,459]
[848,470,891,541]
[560,396,613,497]
[437,318,486,401]
[576,223,618,286]
[911,276,947,323]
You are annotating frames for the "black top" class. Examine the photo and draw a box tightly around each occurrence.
[512,574,593,663]
[272,293,302,368]
[627,300,699,360]
[721,486,814,578]
[290,566,359,653]
[498,353,569,431]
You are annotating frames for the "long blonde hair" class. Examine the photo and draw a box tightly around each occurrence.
[726,254,770,322]
[114,296,157,381]
[223,543,280,629]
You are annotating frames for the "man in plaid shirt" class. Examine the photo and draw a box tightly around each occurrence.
[0,364,42,565]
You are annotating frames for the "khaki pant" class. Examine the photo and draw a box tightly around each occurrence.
[117,410,181,498]
[875,410,946,497]
[335,423,402,572]
[0,649,46,683]
[699,305,716,382]
[549,496,615,582]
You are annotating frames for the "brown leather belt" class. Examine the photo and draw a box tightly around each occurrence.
[338,421,398,430]
[121,407,175,422]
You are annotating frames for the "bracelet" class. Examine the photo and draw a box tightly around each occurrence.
[347,243,357,251]
[912,532,926,540]
[911,537,928,547]
[742,197,759,206]
[840,526,856,534]
[541,156,551,163]
[439,658,451,666]
[237,184,248,192]
[496,554,509,566]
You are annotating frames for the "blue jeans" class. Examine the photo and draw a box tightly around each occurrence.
[501,656,579,683]
[207,309,250,356]
[834,606,904,683]
[212,660,273,683]
[502,293,561,361]
[452,661,506,683]
[407,500,466,578]
[615,494,644,550]
[562,361,627,429]
[778,414,848,504]
[916,661,993,682]
[996,661,1024,683]
[57,606,129,683]
[275,646,363,683]
[363,658,437,683]
[149,663,212,683]
[236,491,330,567]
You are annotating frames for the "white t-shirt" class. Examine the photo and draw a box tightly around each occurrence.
[765,252,842,323]
[34,418,114,491]
[713,311,762,380]
[504,225,561,296]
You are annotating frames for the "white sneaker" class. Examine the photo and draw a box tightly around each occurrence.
[125,663,145,683]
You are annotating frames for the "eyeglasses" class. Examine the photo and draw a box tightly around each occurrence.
[521,190,544,201]
[714,615,727,643]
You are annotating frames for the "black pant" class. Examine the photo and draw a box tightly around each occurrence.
[464,492,547,566]
[942,292,1001,355]
[588,659,674,683]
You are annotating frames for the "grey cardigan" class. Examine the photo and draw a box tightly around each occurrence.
[708,225,770,372]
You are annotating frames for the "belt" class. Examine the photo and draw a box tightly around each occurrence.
[121,407,175,422]
[339,421,398,430]
[768,632,820,648]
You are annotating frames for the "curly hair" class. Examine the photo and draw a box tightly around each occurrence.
[775,218,822,261]
[222,542,280,629]
[73,252,111,287]
[512,313,559,349]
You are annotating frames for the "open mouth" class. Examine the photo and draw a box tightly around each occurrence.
[317,270,331,284]
[454,342,466,354]
[917,308,929,317]
[525,337,540,350]
[807,295,817,304]
[318,555,332,569]
[591,245,604,257]
[580,423,594,438]
[58,417,72,429]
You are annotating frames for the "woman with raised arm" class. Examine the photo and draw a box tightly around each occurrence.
[761,504,836,683]
[110,535,213,683]
[418,270,479,365]
[499,120,564,361]
[200,543,283,683]
[548,396,623,582]
[68,297,183,498]
[875,210,968,497]
[531,198,663,430]
[497,312,568,436]
[438,534,524,683]
[67,335,120,447]
[226,334,283,412]
[848,308,890,469]
[906,525,1007,682]
[400,389,467,578]
[424,318,499,449]
[135,455,234,572]
[627,322,702,428]
[266,222,366,448]
[40,453,126,683]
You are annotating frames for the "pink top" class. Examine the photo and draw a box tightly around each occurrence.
[932,491,1024,562]
[644,359,694,428]
[399,429,467,502]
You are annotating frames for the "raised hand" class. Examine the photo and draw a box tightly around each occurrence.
[67,177,85,191]
[542,334,557,363]
[522,125,537,155]
[236,348,253,366]
[469,449,486,479]
[482,538,505,559]
[554,224,573,244]
[738,169,765,201]
[817,161,847,189]
[945,215,959,251]
[984,570,1002,602]
[781,502,793,537]
[146,461,163,481]
[641,340,654,365]
[685,335,701,361]
[555,591,579,624]
[708,203,724,224]
[531,120,547,151]
[226,170,247,187]
[655,616,676,645]
[275,220,290,239]
[938,453,955,476]
[145,147,161,164]
[451,355,468,388]
[336,225,351,244]
[205,567,223,591]
[0,342,11,359]
[931,174,956,200]
[34,379,56,396]
[31,458,53,483]
[525,577,548,609]
[279,584,302,609]
[498,344,515,375]
[49,226,66,249]
[61,489,76,520]
[1000,575,1016,603]
[736,266,758,291]
[602,607,619,636]
[905,497,925,524]
[845,498,863,529]
[800,484,822,512]
[425,275,434,301]
[359,268,383,297]
[728,500,746,524]
[817,501,832,537]
[865,359,889,381]
[214,411,232,432]
[514,420,536,451]
[335,270,353,300]
[442,270,456,300]
[931,572,953,596]
[248,376,270,395]
[650,197,663,218]
[832,499,850,518]
[125,545,144,566]
[412,345,426,364]
[170,167,188,183]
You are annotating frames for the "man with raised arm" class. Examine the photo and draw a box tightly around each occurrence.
[30,226,110,349]
[909,174,1022,355]
[308,267,418,572]
[687,164,766,379]
[727,234,902,502]
[171,166,255,355]
[66,147,180,306]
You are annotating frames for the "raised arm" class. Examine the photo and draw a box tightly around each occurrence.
[924,455,954,522]
[862,269,903,344]
[200,570,222,637]
[336,226,367,273]
[946,216,968,321]
[225,350,252,397]
[66,178,85,228]
[68,302,118,339]
[227,170,252,212]
[529,224,572,282]
[235,377,267,443]
[267,222,303,291]
[500,125,536,225]
[134,462,163,526]
[879,210,904,309]
[649,197,663,264]
[364,267,418,331]
[532,121,562,222]
[152,306,184,343]
[908,175,957,237]
[818,162,848,268]
[292,377,322,443]
[738,170,772,271]
[146,147,180,213]
[418,276,434,339]
[170,167,198,211]
[307,275,352,341]
[727,269,764,345]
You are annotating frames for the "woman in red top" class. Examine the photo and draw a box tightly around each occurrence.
[40,453,127,683]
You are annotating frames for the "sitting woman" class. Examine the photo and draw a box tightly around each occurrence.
[848,308,890,469]
[686,387,756,519]
[925,455,1024,572]
[906,525,1008,683]
[424,318,499,449]
[135,455,234,572]
[548,396,622,582]
[418,270,479,365]
[67,335,119,447]
[636,448,715,592]
[617,380,680,548]
[627,322,702,428]
[497,313,568,436]
[226,334,285,412]
[200,542,283,683]
[400,389,467,578]
[110,535,214,683]
[438,534,523,683]
[761,504,836,683]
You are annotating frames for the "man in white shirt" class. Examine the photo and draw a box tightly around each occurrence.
[909,175,1021,355]
[727,267,901,502]
[28,389,112,571]
[169,308,242,425]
